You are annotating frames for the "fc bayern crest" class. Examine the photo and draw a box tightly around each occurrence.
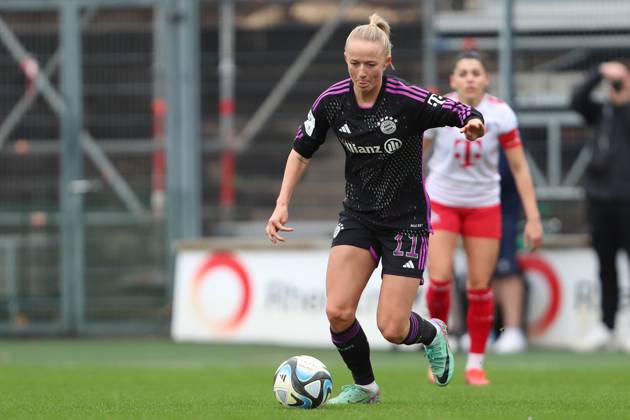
[379,116,397,134]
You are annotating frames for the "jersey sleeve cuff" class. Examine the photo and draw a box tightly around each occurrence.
[292,143,315,159]
[463,110,484,125]
[499,128,522,149]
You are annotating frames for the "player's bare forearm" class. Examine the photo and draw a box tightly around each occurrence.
[266,150,310,244]
[506,146,543,249]
[506,147,539,219]
[276,149,311,206]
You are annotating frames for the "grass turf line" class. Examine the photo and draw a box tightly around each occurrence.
[0,340,629,419]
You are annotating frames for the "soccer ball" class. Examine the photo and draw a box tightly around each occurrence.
[272,355,333,409]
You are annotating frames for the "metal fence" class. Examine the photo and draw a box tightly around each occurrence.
[429,0,630,231]
[0,0,190,335]
[1,0,629,335]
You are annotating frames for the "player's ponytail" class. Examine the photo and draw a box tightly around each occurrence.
[345,13,393,59]
[369,13,391,39]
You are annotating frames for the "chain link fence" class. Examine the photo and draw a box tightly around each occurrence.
[0,4,166,333]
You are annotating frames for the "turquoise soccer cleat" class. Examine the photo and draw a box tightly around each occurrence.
[425,318,455,386]
[327,384,380,405]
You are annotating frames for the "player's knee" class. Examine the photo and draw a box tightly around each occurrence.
[325,305,355,331]
[427,265,452,281]
[377,319,406,344]
[467,276,490,290]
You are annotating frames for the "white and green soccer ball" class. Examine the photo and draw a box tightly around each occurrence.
[272,355,333,409]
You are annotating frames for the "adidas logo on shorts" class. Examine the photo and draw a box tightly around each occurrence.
[403,260,415,269]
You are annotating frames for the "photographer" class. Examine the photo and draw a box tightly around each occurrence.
[570,61,630,352]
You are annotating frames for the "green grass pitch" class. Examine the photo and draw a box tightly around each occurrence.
[1,339,629,419]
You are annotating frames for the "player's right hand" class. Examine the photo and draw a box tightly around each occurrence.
[265,204,294,244]
[460,118,485,141]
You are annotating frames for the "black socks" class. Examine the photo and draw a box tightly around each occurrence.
[330,319,375,385]
[403,311,437,346]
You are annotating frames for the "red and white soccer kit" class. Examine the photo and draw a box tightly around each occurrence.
[424,93,523,371]
[425,93,522,239]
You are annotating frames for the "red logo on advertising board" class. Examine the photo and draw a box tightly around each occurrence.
[518,254,562,336]
[191,252,252,333]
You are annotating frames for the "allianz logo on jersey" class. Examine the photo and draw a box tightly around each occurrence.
[341,138,402,154]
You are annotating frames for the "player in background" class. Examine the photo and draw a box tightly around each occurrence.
[492,149,528,354]
[266,15,485,403]
[423,50,543,385]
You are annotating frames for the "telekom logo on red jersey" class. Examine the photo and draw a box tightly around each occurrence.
[454,138,483,167]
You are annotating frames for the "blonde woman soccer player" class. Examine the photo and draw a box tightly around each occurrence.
[266,15,485,403]
[424,50,543,386]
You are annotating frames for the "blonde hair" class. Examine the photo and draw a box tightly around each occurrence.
[345,13,392,58]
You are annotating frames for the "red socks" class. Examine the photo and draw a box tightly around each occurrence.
[467,288,494,354]
[426,279,452,324]
[426,281,494,356]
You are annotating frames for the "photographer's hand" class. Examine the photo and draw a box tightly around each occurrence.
[599,61,628,82]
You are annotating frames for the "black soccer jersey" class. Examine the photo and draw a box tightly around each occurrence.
[292,75,484,233]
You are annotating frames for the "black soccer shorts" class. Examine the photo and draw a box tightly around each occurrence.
[331,212,428,283]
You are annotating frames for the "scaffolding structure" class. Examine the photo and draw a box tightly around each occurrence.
[0,0,628,335]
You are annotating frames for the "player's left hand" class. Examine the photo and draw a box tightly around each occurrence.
[460,118,485,141]
[523,218,543,251]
